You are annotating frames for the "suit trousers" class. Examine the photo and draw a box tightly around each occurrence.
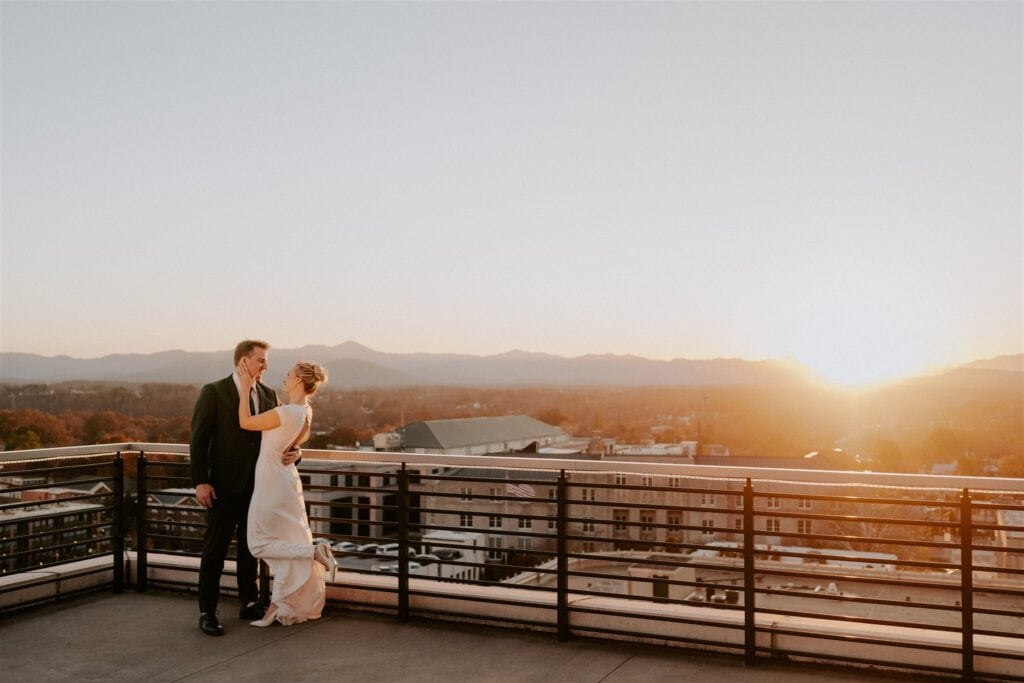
[198,486,259,614]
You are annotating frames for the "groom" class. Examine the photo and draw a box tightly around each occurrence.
[190,339,299,636]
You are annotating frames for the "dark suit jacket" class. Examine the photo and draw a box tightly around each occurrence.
[190,375,278,495]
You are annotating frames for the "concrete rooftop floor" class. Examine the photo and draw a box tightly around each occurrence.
[0,591,947,682]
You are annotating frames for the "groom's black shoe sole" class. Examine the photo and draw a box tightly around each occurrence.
[239,603,265,621]
[199,613,224,636]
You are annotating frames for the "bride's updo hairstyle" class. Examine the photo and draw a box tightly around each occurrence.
[295,361,328,395]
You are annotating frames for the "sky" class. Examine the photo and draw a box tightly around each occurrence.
[1,1,1021,387]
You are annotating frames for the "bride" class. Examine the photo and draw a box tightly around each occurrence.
[237,358,335,626]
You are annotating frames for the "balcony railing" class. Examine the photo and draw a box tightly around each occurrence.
[2,443,1023,681]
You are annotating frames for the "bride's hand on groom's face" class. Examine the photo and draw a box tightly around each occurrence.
[237,360,255,387]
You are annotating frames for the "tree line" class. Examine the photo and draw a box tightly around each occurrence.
[1,380,1021,476]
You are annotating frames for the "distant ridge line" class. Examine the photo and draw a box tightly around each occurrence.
[1,343,1020,389]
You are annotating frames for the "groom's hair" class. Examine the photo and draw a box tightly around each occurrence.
[234,339,270,365]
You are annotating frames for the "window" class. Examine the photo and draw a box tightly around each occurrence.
[766,519,781,533]
[518,517,531,529]
[734,518,743,531]
[640,511,655,532]
[582,541,595,553]
[581,488,596,501]
[548,488,557,499]
[701,520,714,536]
[548,516,557,530]
[460,487,472,502]
[733,495,743,508]
[489,487,502,501]
[667,513,681,527]
[641,475,653,487]
[669,476,680,488]
[460,513,473,527]
[700,493,716,506]
[614,473,627,486]
[613,510,629,531]
[583,519,596,533]
[488,537,503,559]
[797,519,812,534]
[766,496,781,509]
[518,537,532,551]
[831,499,843,510]
[798,498,812,510]
[489,515,502,528]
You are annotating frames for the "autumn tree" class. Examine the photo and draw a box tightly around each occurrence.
[873,440,908,473]
[533,408,569,426]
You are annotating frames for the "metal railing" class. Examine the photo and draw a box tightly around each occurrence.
[2,443,1023,681]
[0,448,125,607]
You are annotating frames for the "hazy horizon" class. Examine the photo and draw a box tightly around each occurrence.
[2,2,1021,387]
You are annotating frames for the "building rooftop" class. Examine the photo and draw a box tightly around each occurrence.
[0,591,943,682]
[399,415,567,450]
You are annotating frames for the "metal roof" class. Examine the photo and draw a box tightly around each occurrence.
[399,415,566,450]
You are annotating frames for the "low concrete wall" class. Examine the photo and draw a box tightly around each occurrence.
[0,556,115,611]
[324,567,1023,679]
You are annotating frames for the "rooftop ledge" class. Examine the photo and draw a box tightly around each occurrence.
[1,554,1019,681]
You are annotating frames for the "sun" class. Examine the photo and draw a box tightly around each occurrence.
[799,347,927,389]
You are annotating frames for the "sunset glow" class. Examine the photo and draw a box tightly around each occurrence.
[1,3,1020,380]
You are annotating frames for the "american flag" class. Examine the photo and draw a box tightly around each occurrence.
[505,482,536,498]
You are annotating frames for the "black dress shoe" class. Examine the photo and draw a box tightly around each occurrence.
[238,602,265,621]
[199,612,224,636]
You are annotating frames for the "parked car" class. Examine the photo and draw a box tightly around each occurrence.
[376,543,400,556]
[332,541,360,553]
[378,561,422,573]
[433,549,462,561]
[356,543,380,555]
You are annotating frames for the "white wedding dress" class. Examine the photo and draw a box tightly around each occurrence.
[246,403,325,625]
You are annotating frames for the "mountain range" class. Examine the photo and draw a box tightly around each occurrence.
[1,342,1021,390]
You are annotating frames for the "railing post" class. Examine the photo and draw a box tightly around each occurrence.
[136,452,148,592]
[556,469,569,641]
[398,463,410,623]
[112,452,125,593]
[743,478,756,666]
[960,488,973,681]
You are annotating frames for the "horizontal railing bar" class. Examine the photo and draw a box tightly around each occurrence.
[0,477,115,496]
[756,626,964,654]
[2,543,113,562]
[1,520,112,544]
[756,645,963,675]
[569,623,746,650]
[757,586,963,612]
[0,493,113,513]
[408,583,556,601]
[741,566,967,591]
[756,606,962,632]
[410,605,554,629]
[0,551,113,575]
